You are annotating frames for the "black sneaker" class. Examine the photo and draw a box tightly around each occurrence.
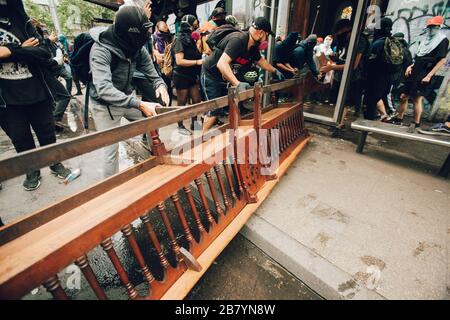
[50,163,71,179]
[178,125,192,136]
[23,170,41,191]
[385,116,403,125]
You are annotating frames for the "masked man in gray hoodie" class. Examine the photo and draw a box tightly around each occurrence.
[89,5,169,178]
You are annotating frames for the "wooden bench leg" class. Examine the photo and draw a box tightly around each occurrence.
[438,151,450,178]
[356,132,368,154]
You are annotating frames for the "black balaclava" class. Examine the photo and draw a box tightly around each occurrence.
[374,17,393,40]
[0,0,28,27]
[180,14,196,34]
[112,6,151,58]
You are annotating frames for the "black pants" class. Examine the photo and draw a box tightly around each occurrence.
[364,75,393,120]
[47,75,71,121]
[3,100,56,154]
[71,65,83,94]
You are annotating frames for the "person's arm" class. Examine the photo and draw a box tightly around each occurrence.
[0,46,11,59]
[175,52,202,67]
[2,38,51,63]
[276,62,295,73]
[257,56,277,73]
[422,58,446,84]
[217,52,240,86]
[90,44,141,109]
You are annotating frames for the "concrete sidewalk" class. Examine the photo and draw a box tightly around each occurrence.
[241,127,449,300]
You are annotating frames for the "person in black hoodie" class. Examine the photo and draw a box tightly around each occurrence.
[0,0,71,191]
[364,17,397,121]
[273,32,299,79]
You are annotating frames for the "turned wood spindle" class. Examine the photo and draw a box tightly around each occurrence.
[101,238,139,300]
[214,166,232,211]
[205,171,225,217]
[170,193,195,246]
[122,224,155,286]
[140,213,170,269]
[183,185,207,235]
[194,178,216,226]
[157,202,182,260]
[43,275,69,300]
[223,162,238,202]
[75,255,108,300]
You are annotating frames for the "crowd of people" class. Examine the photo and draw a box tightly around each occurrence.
[0,0,449,195]
[276,15,448,138]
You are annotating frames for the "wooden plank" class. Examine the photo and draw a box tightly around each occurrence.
[0,96,229,182]
[0,157,159,246]
[351,120,450,148]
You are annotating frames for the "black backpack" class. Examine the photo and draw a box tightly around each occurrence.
[70,32,119,129]
[206,24,242,51]
[70,32,95,85]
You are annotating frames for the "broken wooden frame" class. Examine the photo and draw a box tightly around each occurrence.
[0,75,321,300]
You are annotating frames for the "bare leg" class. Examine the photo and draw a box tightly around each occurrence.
[377,99,388,118]
[189,84,202,129]
[337,107,349,129]
[203,116,217,133]
[176,88,189,129]
[397,93,409,119]
[413,96,423,124]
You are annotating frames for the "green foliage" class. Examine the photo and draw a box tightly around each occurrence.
[23,0,55,30]
[57,0,115,36]
[24,0,115,37]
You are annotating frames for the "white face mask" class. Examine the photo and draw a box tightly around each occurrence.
[324,38,333,46]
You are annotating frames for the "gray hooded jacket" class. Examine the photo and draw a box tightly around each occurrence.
[89,26,166,109]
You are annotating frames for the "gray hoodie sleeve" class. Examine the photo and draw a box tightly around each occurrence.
[90,44,140,109]
[136,47,166,91]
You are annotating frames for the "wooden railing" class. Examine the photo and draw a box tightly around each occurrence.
[0,74,326,300]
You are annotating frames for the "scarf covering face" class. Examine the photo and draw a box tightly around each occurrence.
[112,6,151,58]
[0,0,28,23]
[153,30,171,54]
[417,26,447,57]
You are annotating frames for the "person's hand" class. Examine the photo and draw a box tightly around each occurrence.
[22,37,39,48]
[405,65,413,78]
[320,64,333,74]
[0,46,12,59]
[155,85,170,106]
[139,101,161,117]
[236,82,252,93]
[421,75,432,84]
[274,69,286,81]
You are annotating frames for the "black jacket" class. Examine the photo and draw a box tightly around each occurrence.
[0,2,56,106]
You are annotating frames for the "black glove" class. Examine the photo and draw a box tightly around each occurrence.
[236,82,252,93]
[273,69,286,81]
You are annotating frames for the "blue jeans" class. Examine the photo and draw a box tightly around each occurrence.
[201,72,228,117]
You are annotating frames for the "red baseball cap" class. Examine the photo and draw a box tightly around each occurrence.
[427,16,444,27]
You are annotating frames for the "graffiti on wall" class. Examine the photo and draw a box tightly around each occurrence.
[386,0,449,56]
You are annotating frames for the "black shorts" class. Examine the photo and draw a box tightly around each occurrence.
[173,75,199,90]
